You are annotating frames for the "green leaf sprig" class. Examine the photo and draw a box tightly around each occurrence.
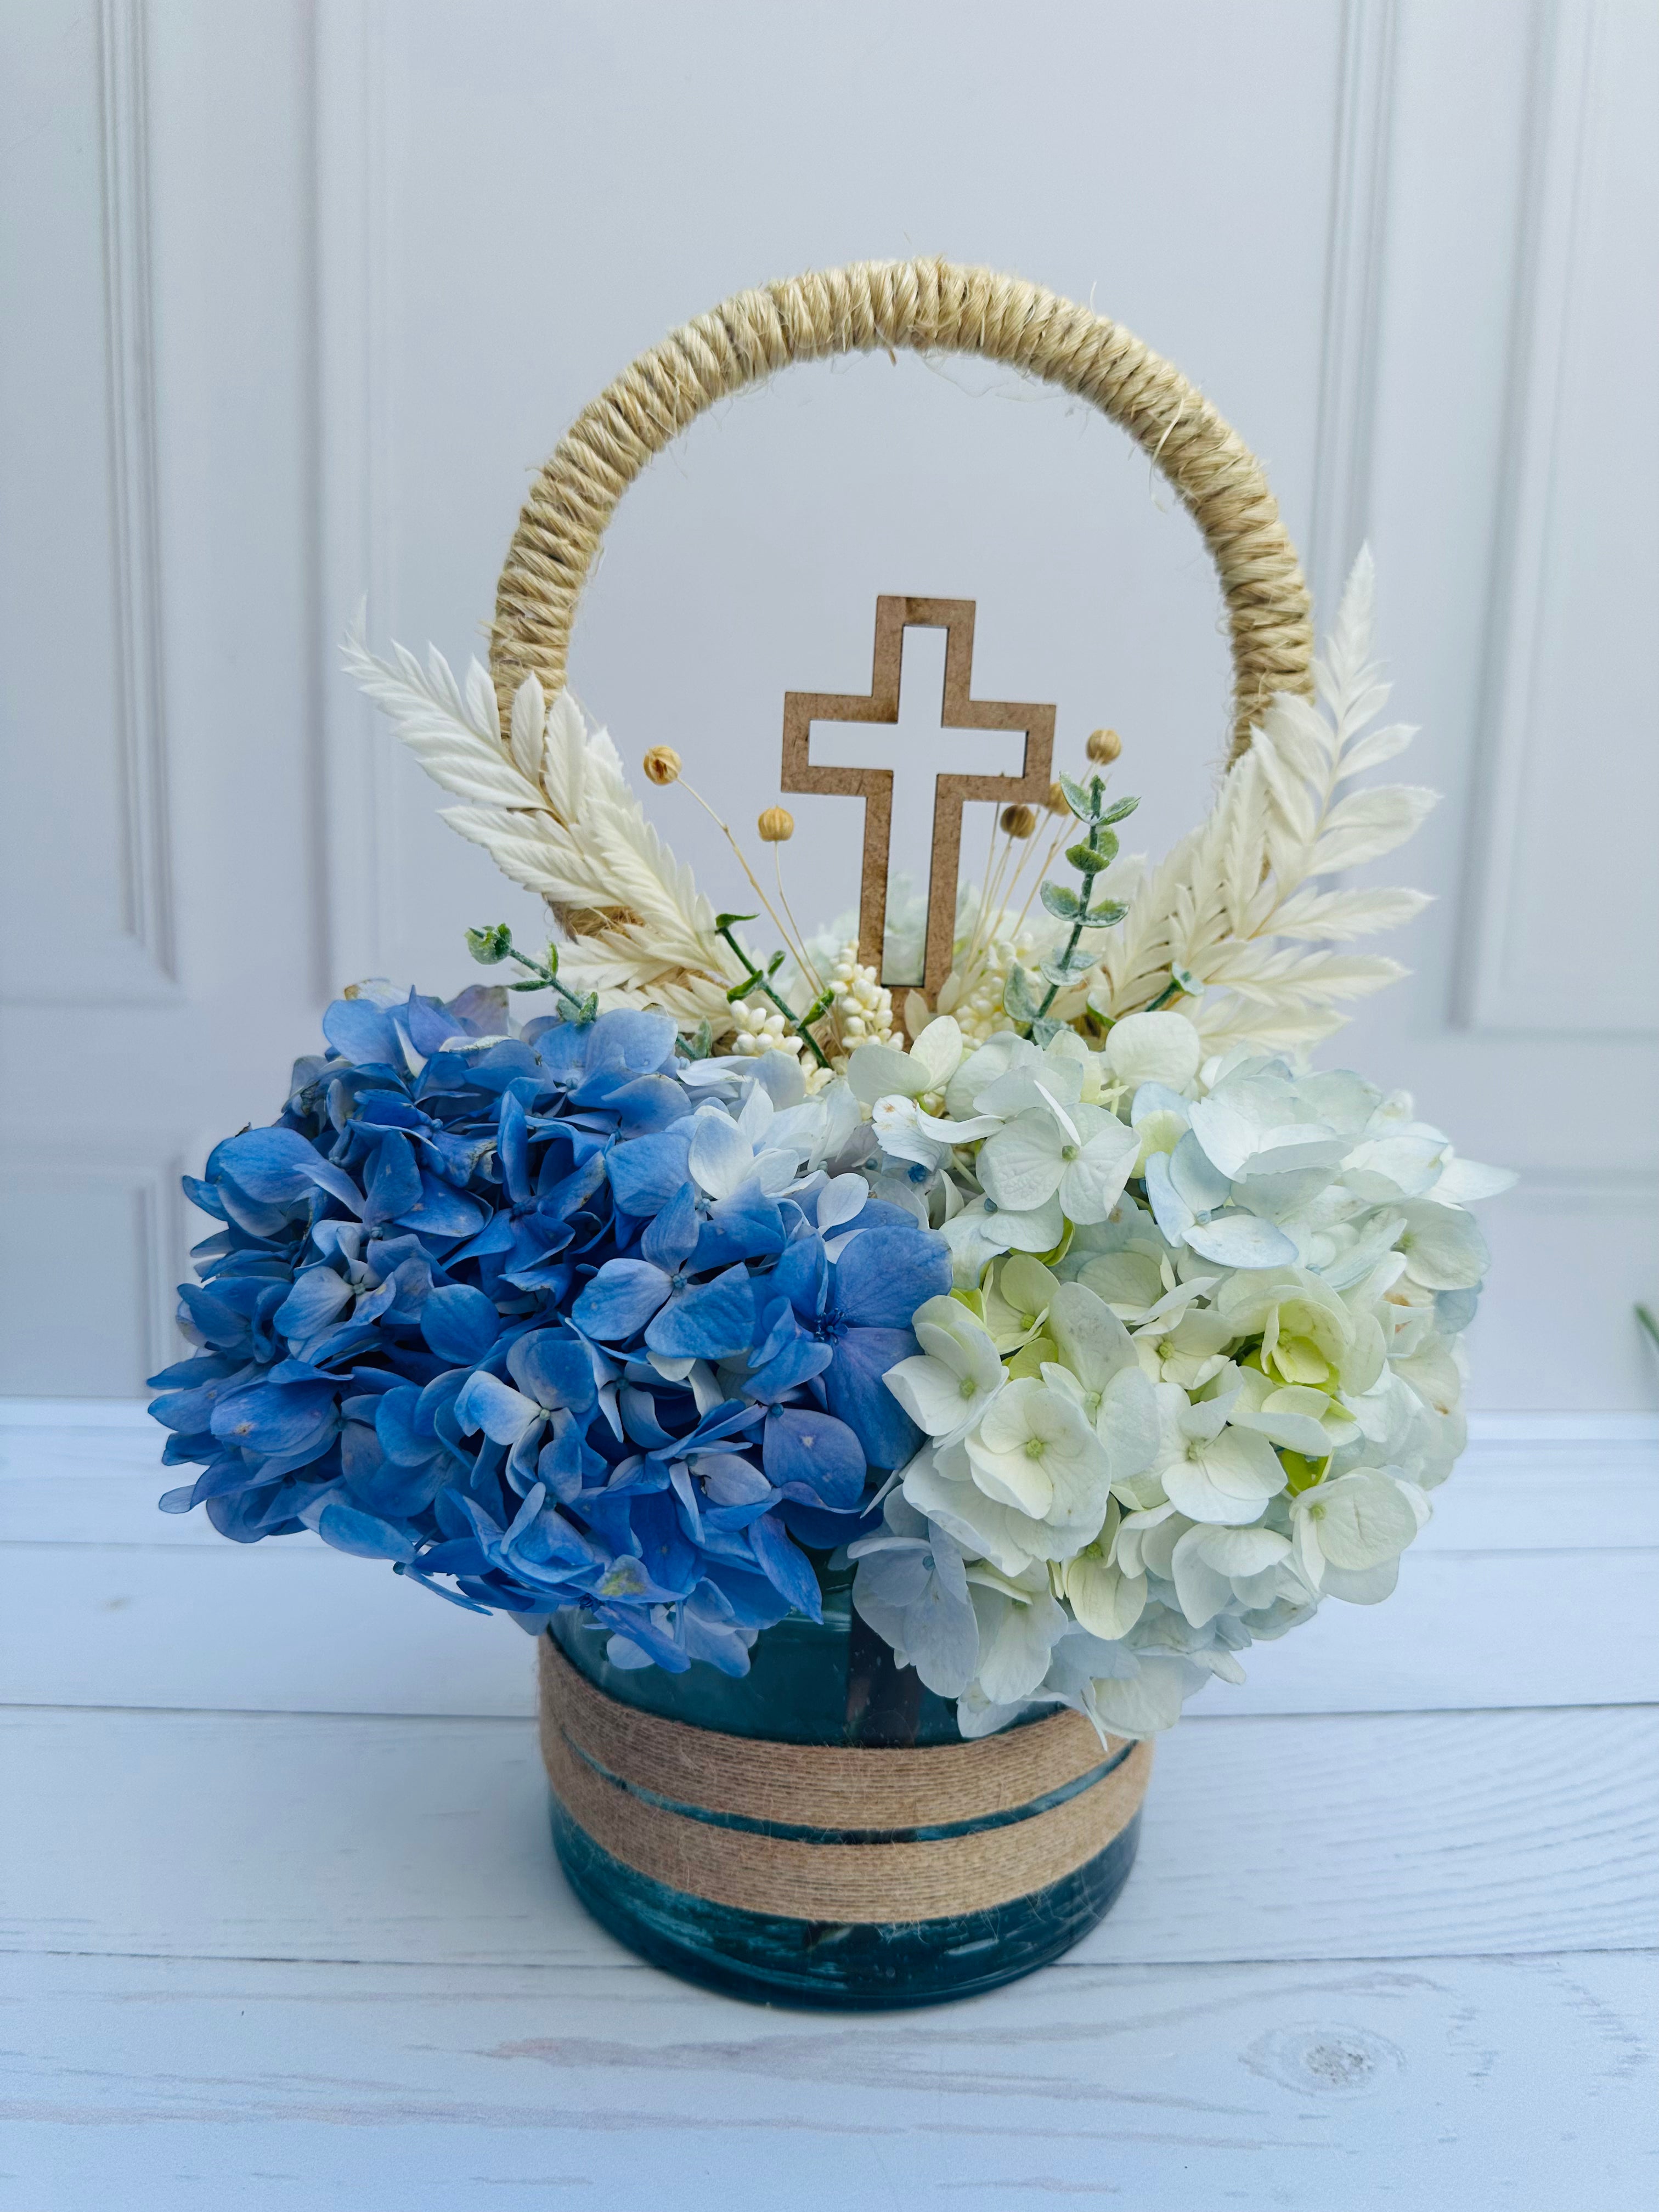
[714,914,834,1069]
[1003,772,1138,1043]
[466,924,597,1023]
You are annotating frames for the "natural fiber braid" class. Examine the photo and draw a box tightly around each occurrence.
[490,258,1313,760]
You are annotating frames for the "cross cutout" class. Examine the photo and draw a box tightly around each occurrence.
[781,597,1056,1000]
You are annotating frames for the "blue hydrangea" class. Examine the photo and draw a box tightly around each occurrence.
[148,985,950,1677]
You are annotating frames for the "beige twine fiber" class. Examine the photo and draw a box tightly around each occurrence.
[489,256,1313,760]
[538,1635,1153,1923]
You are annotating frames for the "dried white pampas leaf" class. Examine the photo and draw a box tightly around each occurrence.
[1090,549,1435,1053]
[343,623,746,1028]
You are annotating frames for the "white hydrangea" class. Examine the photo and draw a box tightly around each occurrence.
[845,1012,1514,1746]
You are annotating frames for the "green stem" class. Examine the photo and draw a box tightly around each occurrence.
[1035,859,1099,1020]
[471,925,594,1019]
[716,923,831,1068]
[1143,968,1193,1013]
[511,954,591,1019]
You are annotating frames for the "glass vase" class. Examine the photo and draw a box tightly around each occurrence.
[543,1571,1146,2010]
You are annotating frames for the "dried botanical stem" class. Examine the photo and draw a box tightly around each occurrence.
[999,812,1053,934]
[678,775,804,976]
[968,829,1020,978]
[961,799,1003,975]
[714,922,832,1068]
[1009,817,1071,945]
[774,845,823,996]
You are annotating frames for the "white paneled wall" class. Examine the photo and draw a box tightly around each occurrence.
[1,0,1654,1405]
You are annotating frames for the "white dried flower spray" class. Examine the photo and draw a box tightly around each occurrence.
[1091,550,1435,1052]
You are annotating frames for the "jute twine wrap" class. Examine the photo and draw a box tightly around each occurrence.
[539,1635,1153,1923]
[490,257,1313,760]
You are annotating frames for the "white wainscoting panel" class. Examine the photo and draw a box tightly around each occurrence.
[0,0,176,1005]
[1,0,1655,1403]
[1464,0,1659,1037]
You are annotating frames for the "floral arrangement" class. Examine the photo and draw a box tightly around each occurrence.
[151,555,1512,1740]
[150,997,947,1675]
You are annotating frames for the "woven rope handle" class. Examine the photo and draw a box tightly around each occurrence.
[490,257,1313,761]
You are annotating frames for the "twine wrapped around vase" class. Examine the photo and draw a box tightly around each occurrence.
[539,1635,1153,1925]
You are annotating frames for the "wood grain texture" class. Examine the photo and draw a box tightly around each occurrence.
[780,596,1053,992]
[6,1533,1654,1719]
[3,1403,1655,2209]
[3,1704,1651,1969]
[2,1950,1652,2212]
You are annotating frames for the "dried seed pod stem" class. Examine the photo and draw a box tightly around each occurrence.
[773,840,823,997]
[674,774,805,980]
[1008,819,1071,943]
[961,797,1006,979]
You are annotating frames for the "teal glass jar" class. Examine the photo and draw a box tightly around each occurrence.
[541,1570,1149,2010]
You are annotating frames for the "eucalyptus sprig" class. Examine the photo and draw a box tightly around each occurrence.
[466,923,597,1022]
[1003,773,1138,1042]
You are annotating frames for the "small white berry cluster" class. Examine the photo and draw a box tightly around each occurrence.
[948,933,1038,1047]
[828,944,896,1054]
[729,995,803,1059]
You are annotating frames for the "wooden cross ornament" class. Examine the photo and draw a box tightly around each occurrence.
[781,598,1055,1001]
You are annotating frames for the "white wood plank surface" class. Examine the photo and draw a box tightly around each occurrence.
[2,1401,1654,2211]
[4,1403,1657,1720]
[3,1536,1658,1720]
[3,1951,1653,2212]
[2,1703,1653,1968]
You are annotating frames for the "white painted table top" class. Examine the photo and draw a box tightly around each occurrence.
[2,1401,1655,2212]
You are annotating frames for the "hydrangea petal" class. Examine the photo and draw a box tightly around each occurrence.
[1300,1469,1419,1568]
[420,1284,499,1363]
[1398,1200,1489,1290]
[847,1042,925,1105]
[454,1370,541,1446]
[1183,1212,1298,1269]
[821,1325,923,1470]
[644,1266,757,1361]
[272,1267,353,1344]
[1105,1011,1202,1090]
[508,1326,597,1412]
[395,1171,488,1241]
[687,1110,754,1201]
[640,1186,699,1271]
[322,996,406,1069]
[606,1128,692,1216]
[571,1259,673,1342]
[978,1111,1064,1212]
[210,1379,337,1457]
[832,1224,951,1330]
[747,1510,823,1621]
[763,1408,865,1511]
[214,1127,363,1214]
[317,1502,418,1561]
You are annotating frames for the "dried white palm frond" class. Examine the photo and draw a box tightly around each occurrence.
[343,624,745,1027]
[1090,549,1434,1053]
